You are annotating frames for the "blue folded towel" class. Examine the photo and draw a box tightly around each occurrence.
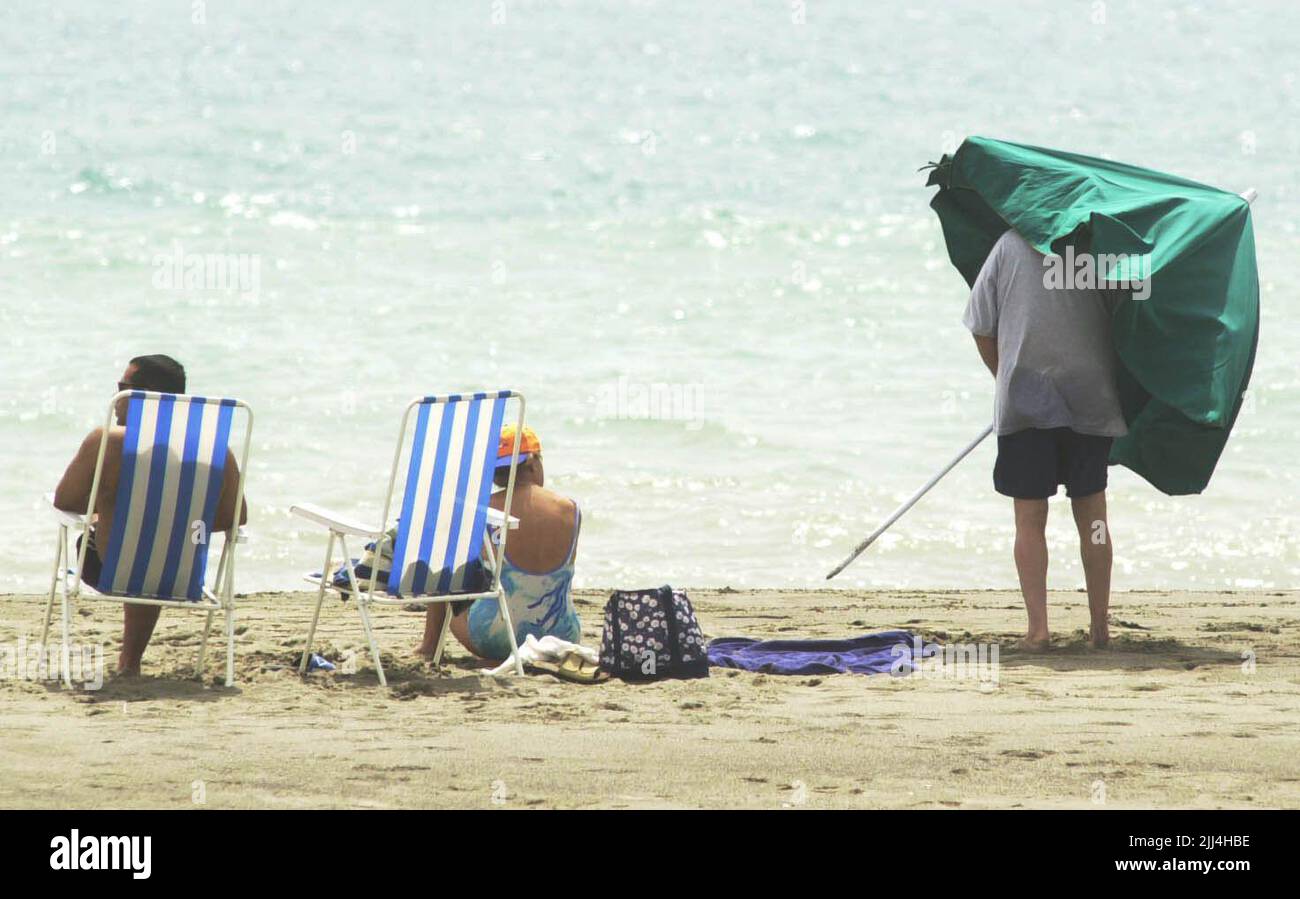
[706,631,916,676]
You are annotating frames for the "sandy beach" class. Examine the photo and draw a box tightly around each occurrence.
[1,587,1297,810]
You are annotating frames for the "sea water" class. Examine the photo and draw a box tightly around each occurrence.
[2,0,1297,593]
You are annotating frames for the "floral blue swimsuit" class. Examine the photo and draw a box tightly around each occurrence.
[467,503,582,660]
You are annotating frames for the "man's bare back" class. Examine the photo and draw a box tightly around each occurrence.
[54,425,244,550]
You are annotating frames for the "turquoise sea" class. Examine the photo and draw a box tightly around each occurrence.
[2,0,1297,594]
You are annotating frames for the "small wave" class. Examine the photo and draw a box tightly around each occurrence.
[268,210,320,231]
[69,165,161,197]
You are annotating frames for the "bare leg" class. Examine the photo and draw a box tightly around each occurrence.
[119,605,162,675]
[1013,498,1050,649]
[417,604,447,658]
[1071,490,1112,648]
[417,606,476,658]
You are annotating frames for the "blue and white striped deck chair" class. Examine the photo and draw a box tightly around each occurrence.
[41,390,253,687]
[291,391,526,686]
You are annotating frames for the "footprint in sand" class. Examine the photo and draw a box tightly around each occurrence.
[999,749,1054,760]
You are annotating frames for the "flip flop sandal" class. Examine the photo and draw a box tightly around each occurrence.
[531,651,608,684]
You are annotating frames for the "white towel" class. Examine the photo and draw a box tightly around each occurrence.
[486,634,599,677]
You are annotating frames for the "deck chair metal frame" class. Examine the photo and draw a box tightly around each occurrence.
[41,389,253,688]
[292,391,526,686]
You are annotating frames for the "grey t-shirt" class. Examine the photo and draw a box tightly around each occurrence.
[963,229,1128,437]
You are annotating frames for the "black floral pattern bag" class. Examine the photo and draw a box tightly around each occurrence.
[599,585,710,681]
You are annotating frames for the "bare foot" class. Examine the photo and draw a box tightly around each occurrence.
[114,665,141,679]
[1089,621,1110,649]
[413,645,436,661]
[1017,635,1051,652]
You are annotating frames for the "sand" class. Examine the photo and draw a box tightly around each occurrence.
[1,587,1297,809]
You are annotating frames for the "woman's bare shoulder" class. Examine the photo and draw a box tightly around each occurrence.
[540,488,577,514]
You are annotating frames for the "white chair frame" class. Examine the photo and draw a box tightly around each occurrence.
[292,392,526,686]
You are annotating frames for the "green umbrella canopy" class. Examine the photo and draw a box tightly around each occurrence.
[925,136,1260,495]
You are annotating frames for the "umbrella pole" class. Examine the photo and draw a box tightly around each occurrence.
[826,423,994,580]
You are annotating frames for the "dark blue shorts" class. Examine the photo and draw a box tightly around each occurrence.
[76,533,103,588]
[994,427,1112,500]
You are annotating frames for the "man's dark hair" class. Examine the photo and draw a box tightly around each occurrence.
[129,354,186,394]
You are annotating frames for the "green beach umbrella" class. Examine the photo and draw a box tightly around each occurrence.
[827,136,1259,580]
[925,136,1260,496]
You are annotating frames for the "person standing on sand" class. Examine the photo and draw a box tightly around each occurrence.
[963,229,1127,650]
[52,355,248,676]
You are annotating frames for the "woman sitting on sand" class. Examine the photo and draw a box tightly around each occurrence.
[417,425,582,662]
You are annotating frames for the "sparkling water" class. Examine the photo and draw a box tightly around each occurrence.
[2,0,1297,593]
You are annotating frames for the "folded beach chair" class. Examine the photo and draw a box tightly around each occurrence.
[42,390,253,687]
[292,391,527,686]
